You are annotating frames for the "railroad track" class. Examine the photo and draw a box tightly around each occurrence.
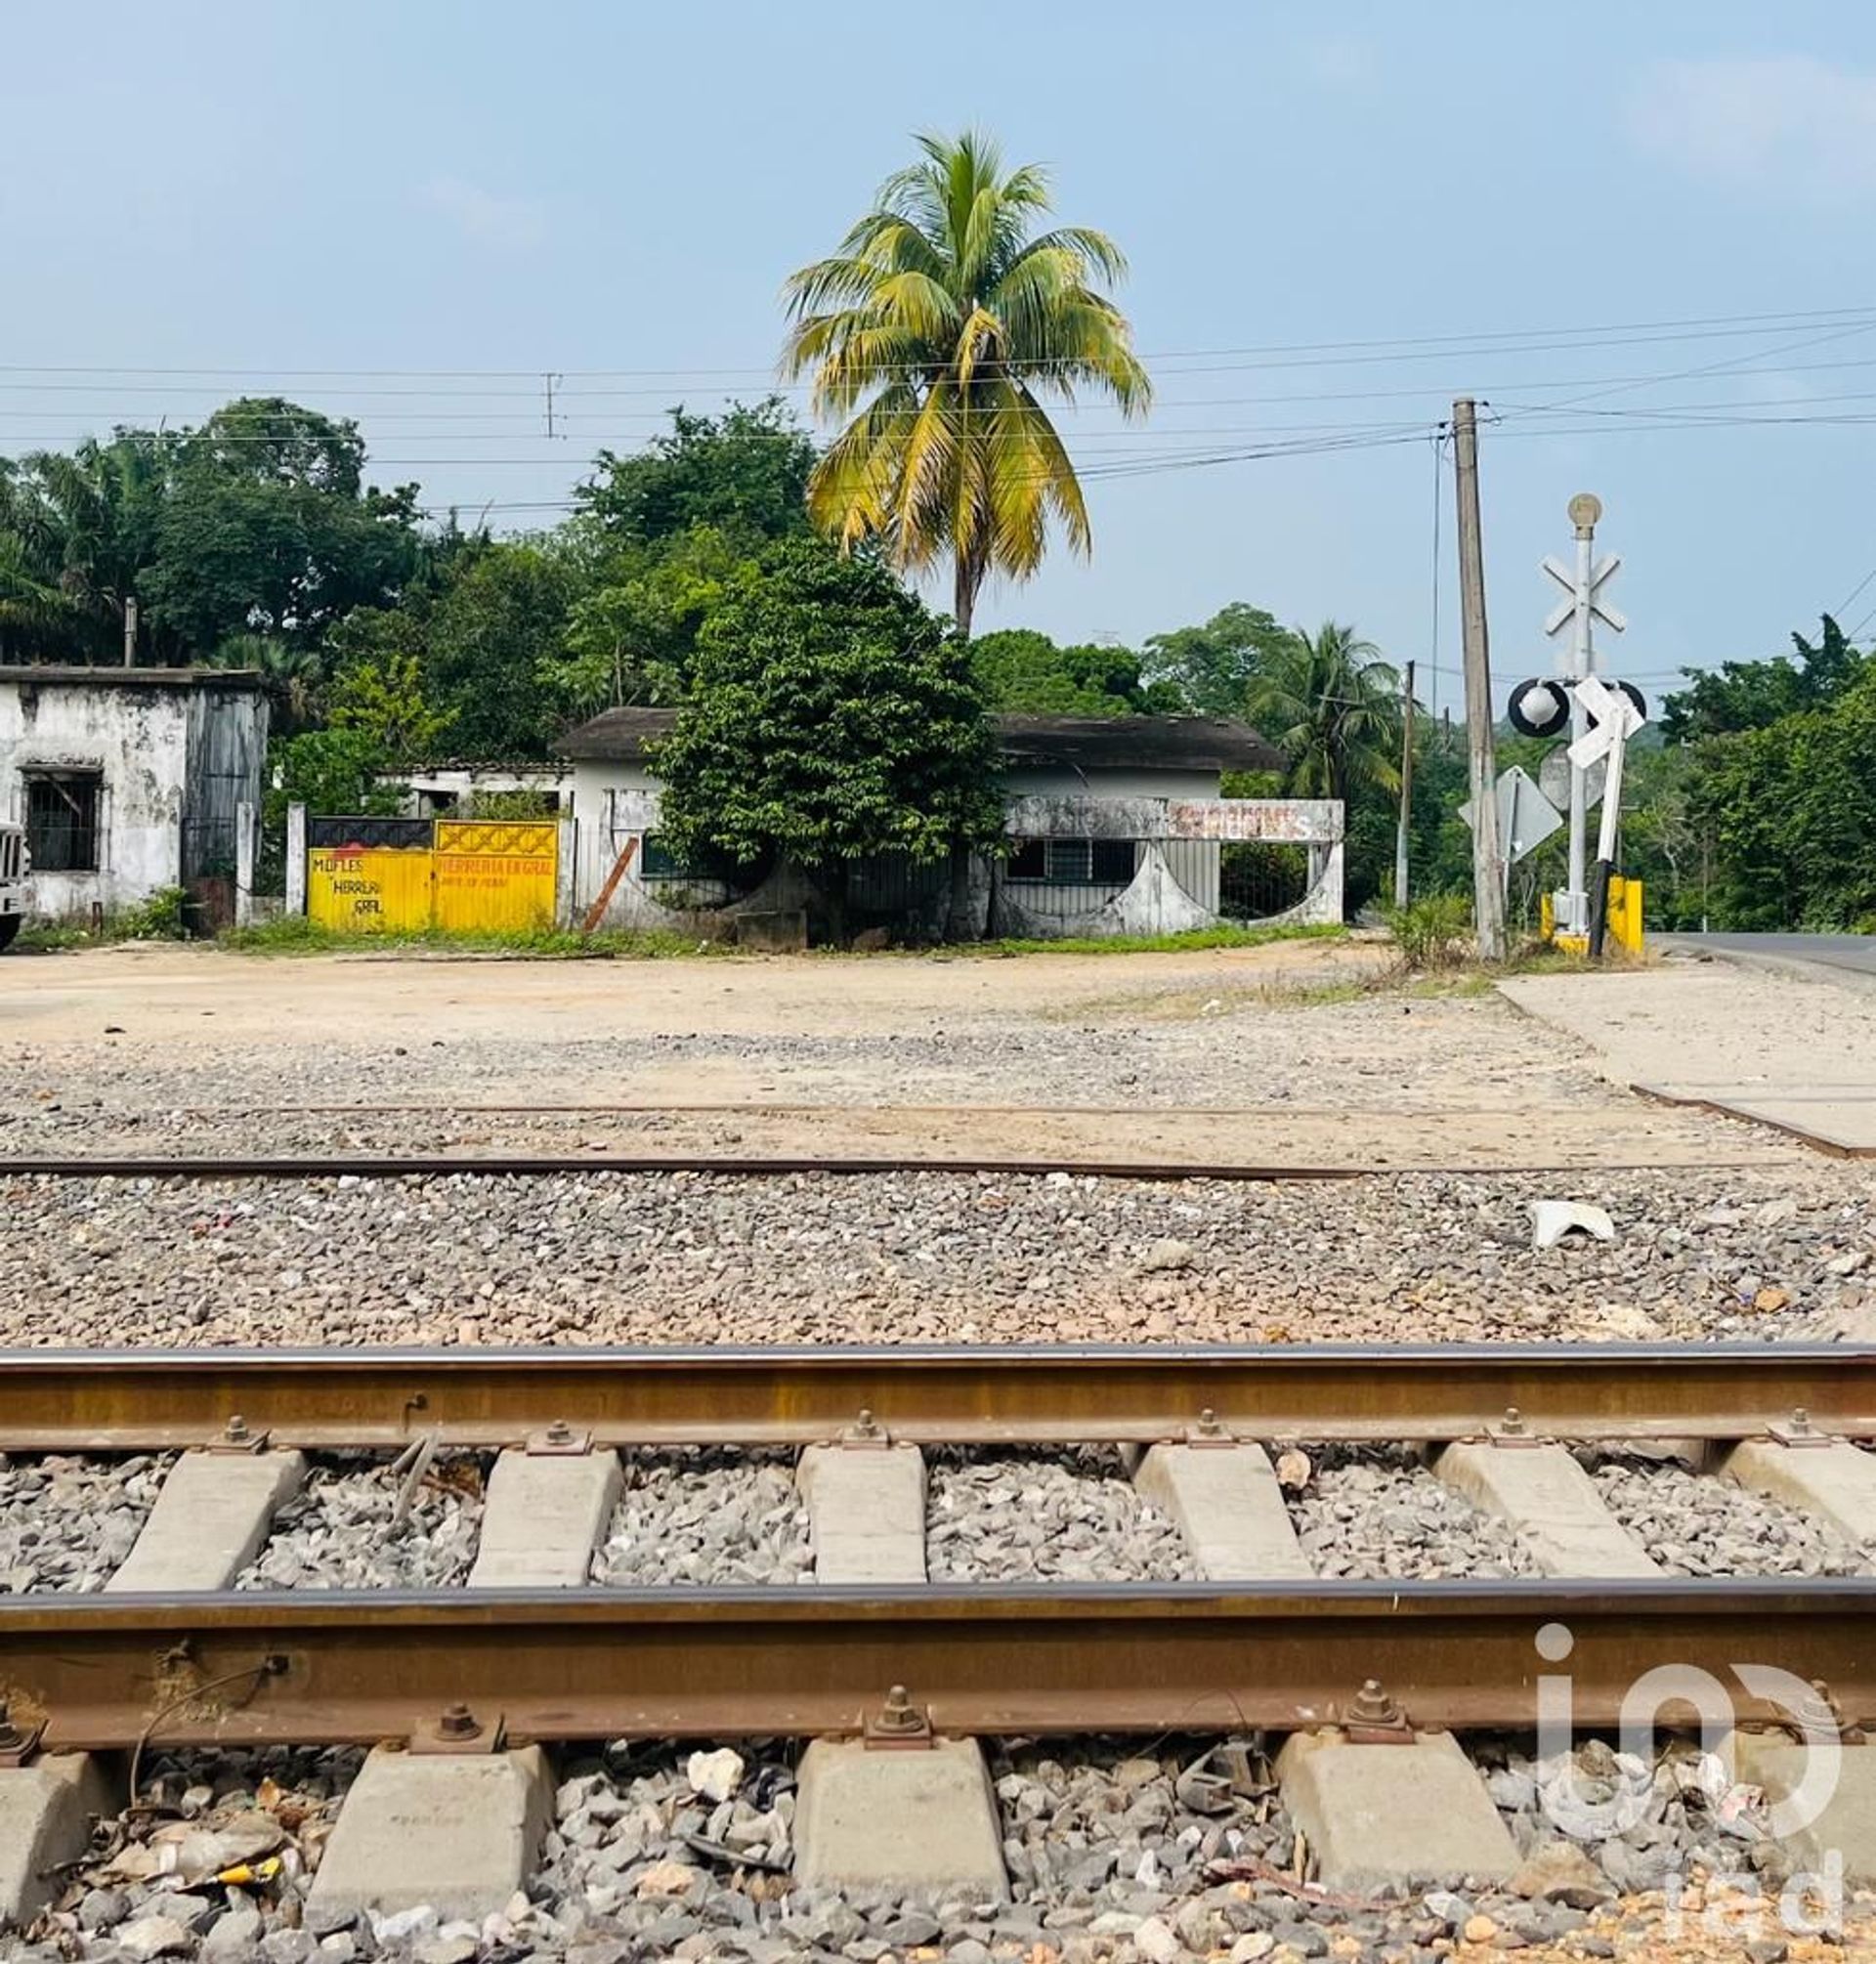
[3,1343,1874,1932]
[0,1343,1872,1746]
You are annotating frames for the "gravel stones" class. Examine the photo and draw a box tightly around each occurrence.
[1286,1447,1541,1580]
[592,1449,814,1586]
[27,1746,358,1959]
[19,1732,1876,1961]
[926,1449,1196,1582]
[0,1453,168,1592]
[13,1163,1872,1350]
[1585,1455,1864,1576]
[235,1455,485,1590]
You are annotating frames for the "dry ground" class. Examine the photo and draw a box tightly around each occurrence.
[0,940,1820,1171]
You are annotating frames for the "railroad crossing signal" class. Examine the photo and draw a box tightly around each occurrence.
[1542,550,1627,664]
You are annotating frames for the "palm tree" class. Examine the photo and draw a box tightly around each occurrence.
[782,131,1151,637]
[1246,621,1400,803]
[209,632,324,732]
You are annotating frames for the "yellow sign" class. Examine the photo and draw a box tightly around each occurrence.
[307,845,434,933]
[306,820,560,935]
[433,820,558,932]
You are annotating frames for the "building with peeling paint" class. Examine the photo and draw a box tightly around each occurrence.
[558,708,1343,941]
[0,667,271,924]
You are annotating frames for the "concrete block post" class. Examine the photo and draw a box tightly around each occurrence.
[555,814,577,928]
[284,803,307,917]
[234,800,257,928]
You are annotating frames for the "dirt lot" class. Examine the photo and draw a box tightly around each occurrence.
[3,939,1873,1349]
[0,940,1812,1170]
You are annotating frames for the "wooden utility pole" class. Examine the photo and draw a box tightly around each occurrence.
[1451,399,1506,961]
[1393,659,1415,907]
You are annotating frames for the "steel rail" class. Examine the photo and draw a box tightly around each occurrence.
[4,1581,1874,1747]
[0,1345,1868,1448]
[7,1153,1368,1181]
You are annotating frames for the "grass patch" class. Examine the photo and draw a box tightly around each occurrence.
[211,918,1349,961]
[12,920,102,953]
[216,918,732,960]
[968,922,1347,959]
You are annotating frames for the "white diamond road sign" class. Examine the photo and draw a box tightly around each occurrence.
[1459,764,1563,865]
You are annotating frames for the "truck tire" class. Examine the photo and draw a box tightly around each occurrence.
[0,916,20,952]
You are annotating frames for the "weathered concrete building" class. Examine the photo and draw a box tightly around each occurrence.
[0,667,271,923]
[559,708,1343,939]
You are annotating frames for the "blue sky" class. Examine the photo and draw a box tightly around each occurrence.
[6,1,1876,709]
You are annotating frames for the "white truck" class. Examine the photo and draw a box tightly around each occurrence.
[0,824,25,950]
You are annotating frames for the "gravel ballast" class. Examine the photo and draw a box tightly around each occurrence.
[592,1449,814,1586]
[23,1732,1872,1962]
[7,1165,1876,1349]
[925,1449,1196,1582]
[235,1454,486,1589]
[1286,1447,1542,1580]
[1585,1455,1866,1576]
[0,1452,168,1593]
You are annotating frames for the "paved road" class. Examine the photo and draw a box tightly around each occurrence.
[1661,931,1876,979]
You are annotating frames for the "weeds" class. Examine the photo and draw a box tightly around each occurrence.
[216,918,727,959]
[1382,893,1474,970]
[970,922,1346,959]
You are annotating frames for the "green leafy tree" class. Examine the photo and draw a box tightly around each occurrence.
[1141,602,1299,717]
[7,433,177,662]
[968,627,1173,714]
[336,535,576,759]
[783,130,1150,635]
[1661,614,1866,741]
[264,727,402,833]
[651,539,1004,936]
[203,633,326,734]
[577,400,814,550]
[548,525,746,719]
[421,539,575,756]
[329,648,457,761]
[140,399,420,654]
[1684,665,1876,930]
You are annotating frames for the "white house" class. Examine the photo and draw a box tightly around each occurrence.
[0,666,271,924]
[558,708,1342,939]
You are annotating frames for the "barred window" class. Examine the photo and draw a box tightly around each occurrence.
[24,770,102,873]
[641,833,708,879]
[1006,837,1136,884]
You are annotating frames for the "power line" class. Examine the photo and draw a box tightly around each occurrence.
[3,303,1874,386]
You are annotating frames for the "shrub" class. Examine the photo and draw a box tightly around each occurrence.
[1385,892,1473,969]
[121,885,190,941]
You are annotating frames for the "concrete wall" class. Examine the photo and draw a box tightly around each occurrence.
[0,677,269,919]
[568,762,690,928]
[562,758,1343,940]
[997,766,1224,932]
[0,681,190,916]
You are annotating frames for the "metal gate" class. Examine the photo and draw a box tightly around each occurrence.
[305,816,558,935]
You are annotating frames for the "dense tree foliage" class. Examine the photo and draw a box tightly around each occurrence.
[652,540,1004,930]
[783,131,1149,635]
[577,399,814,551]
[1141,603,1299,720]
[967,628,1179,714]
[1661,615,1865,742]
